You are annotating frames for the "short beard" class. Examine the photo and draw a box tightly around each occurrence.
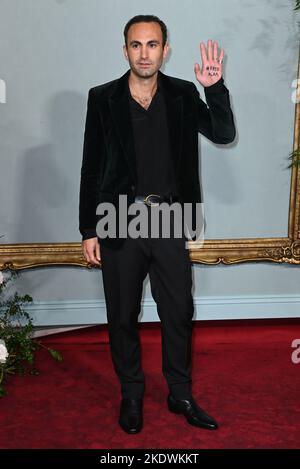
[132,68,157,79]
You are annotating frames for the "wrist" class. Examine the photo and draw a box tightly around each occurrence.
[204,76,225,93]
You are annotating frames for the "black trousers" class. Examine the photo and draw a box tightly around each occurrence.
[100,208,195,399]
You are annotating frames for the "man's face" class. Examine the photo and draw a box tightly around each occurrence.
[123,22,169,79]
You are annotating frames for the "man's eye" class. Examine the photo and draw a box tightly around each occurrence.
[149,43,157,48]
[132,44,139,49]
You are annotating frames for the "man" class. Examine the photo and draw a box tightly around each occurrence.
[79,15,235,434]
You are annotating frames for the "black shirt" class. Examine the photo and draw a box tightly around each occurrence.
[128,76,177,197]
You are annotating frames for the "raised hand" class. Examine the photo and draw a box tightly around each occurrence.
[194,39,224,87]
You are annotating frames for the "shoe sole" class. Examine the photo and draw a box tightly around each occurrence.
[122,428,142,434]
[119,421,143,434]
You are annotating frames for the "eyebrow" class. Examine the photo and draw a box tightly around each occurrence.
[129,39,160,46]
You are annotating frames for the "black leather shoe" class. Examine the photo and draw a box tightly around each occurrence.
[119,398,143,434]
[167,394,218,430]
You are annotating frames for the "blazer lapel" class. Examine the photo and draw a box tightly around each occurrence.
[108,69,137,183]
[158,70,183,178]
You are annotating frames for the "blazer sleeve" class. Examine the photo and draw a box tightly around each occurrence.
[192,77,236,144]
[79,88,103,240]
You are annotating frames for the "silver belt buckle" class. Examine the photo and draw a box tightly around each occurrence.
[144,194,162,206]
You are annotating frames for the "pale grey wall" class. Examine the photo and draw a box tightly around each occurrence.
[1,0,300,325]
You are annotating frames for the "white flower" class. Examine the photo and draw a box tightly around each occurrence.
[0,271,3,285]
[0,339,9,364]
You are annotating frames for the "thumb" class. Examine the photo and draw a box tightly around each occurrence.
[194,63,201,80]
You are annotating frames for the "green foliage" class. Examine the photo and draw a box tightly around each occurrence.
[0,270,63,397]
[287,148,300,168]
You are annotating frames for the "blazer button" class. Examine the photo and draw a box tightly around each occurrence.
[131,184,135,191]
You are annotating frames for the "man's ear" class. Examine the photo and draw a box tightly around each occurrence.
[123,44,128,61]
[163,42,170,59]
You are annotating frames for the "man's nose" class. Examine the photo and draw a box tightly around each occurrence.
[140,46,148,59]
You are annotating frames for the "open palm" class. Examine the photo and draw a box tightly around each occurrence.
[194,39,224,87]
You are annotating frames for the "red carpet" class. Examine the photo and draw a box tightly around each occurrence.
[1,319,300,449]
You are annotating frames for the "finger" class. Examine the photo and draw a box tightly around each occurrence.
[219,48,225,64]
[88,249,100,265]
[95,242,101,262]
[207,39,213,62]
[200,42,207,64]
[84,250,93,264]
[88,257,100,266]
[82,245,89,262]
[213,41,218,61]
[83,246,100,266]
[194,63,202,81]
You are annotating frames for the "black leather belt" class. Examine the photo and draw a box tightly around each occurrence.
[134,194,179,206]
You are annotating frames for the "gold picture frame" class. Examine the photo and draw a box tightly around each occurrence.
[1,54,300,270]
